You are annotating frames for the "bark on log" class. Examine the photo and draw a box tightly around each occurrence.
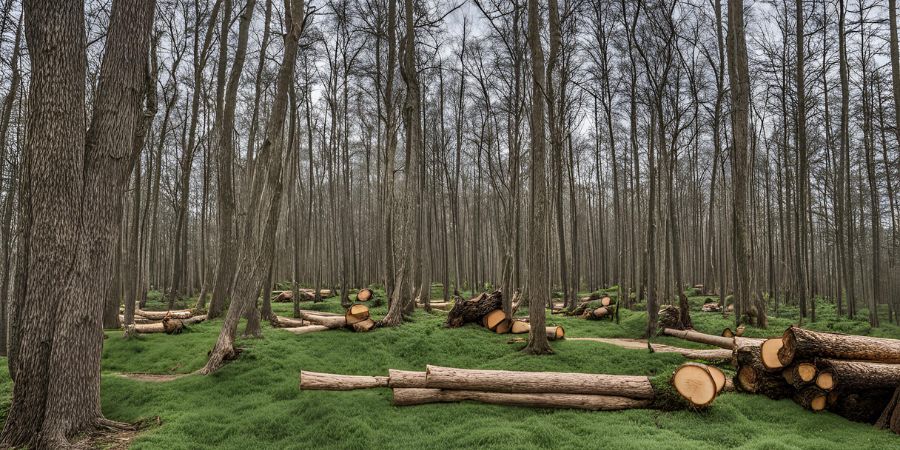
[816,358,900,391]
[546,326,565,340]
[136,309,193,320]
[298,311,347,329]
[735,366,793,399]
[271,315,308,328]
[784,362,817,388]
[391,388,652,411]
[779,326,900,366]
[131,315,206,334]
[299,370,389,390]
[662,328,735,349]
[794,386,828,412]
[387,369,427,388]
[482,309,506,330]
[423,365,655,399]
[282,325,330,335]
[568,337,733,362]
[828,389,895,424]
[582,306,616,320]
[445,291,503,327]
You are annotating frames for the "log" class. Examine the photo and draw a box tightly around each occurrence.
[424,365,655,399]
[779,326,900,366]
[702,303,722,313]
[793,386,828,412]
[784,362,817,388]
[567,338,734,362]
[671,362,718,408]
[735,366,793,399]
[283,325,330,335]
[387,370,427,388]
[271,315,308,328]
[391,388,652,411]
[482,309,506,330]
[510,320,530,334]
[815,359,900,391]
[546,325,565,341]
[163,316,183,334]
[136,309,193,320]
[876,386,900,433]
[446,291,503,328]
[350,318,375,332]
[600,296,614,306]
[759,338,784,370]
[815,370,834,391]
[583,306,616,320]
[706,365,727,394]
[299,371,388,390]
[298,311,346,329]
[345,304,370,325]
[118,314,156,325]
[131,315,206,334]
[357,288,374,302]
[662,328,734,349]
[494,319,511,334]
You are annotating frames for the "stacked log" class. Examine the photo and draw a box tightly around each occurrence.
[299,362,723,411]
[581,305,616,320]
[663,325,900,431]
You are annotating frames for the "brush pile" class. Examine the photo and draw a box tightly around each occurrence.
[663,325,900,434]
[298,362,726,411]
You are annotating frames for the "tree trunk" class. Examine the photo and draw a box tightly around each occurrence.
[779,326,900,365]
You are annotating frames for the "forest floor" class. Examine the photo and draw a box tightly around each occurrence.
[1,290,899,449]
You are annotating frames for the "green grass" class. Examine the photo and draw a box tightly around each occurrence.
[0,292,898,449]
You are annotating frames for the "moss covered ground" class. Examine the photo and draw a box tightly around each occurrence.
[0,289,898,449]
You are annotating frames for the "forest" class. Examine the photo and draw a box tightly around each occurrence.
[0,0,899,448]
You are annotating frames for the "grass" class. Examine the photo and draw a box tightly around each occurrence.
[0,290,898,449]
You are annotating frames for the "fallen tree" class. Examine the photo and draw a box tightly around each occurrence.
[446,291,503,327]
[135,309,193,320]
[391,388,651,411]
[814,359,900,391]
[778,326,900,366]
[128,314,207,334]
[300,371,388,390]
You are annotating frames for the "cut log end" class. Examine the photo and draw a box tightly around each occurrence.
[760,338,784,370]
[600,296,613,306]
[796,362,817,383]
[707,365,726,394]
[483,309,506,331]
[510,320,530,334]
[357,288,373,302]
[815,371,834,391]
[672,363,718,408]
[345,304,370,326]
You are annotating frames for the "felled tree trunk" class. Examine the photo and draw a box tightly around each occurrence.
[581,306,616,320]
[445,291,502,327]
[130,315,206,334]
[734,345,793,399]
[423,365,655,399]
[387,370,427,388]
[298,311,347,329]
[282,325,330,335]
[662,328,736,349]
[779,326,900,366]
[782,362,817,389]
[391,388,652,411]
[794,386,828,412]
[299,371,388,390]
[816,359,900,391]
[136,309,193,320]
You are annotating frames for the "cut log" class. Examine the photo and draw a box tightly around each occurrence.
[282,325,330,335]
[510,320,530,334]
[706,365,727,394]
[546,325,565,341]
[482,309,506,330]
[299,371,388,390]
[298,311,346,329]
[815,358,900,391]
[162,316,183,334]
[662,328,734,349]
[702,303,722,313]
[118,314,156,325]
[875,386,900,433]
[391,388,652,411]
[779,326,900,366]
[351,318,375,332]
[424,365,655,399]
[357,288,373,302]
[387,370,427,388]
[130,315,206,334]
[445,291,503,328]
[759,338,784,370]
[670,362,718,408]
[270,315,307,328]
[583,306,616,320]
[494,319,511,334]
[345,304,370,325]
[785,362,817,388]
[794,386,828,412]
[600,296,614,306]
[568,338,734,362]
[815,370,834,391]
[136,309,193,320]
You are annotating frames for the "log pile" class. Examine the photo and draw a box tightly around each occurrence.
[444,291,564,340]
[664,325,900,433]
[299,362,724,411]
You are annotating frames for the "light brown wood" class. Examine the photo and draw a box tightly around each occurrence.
[388,369,427,388]
[299,371,389,390]
[600,296,613,306]
[494,319,511,334]
[270,315,308,328]
[707,365,727,393]
[510,320,530,334]
[760,338,784,370]
[815,371,834,390]
[424,365,655,399]
[546,325,565,340]
[662,328,734,349]
[567,337,733,362]
[794,386,827,412]
[351,318,375,332]
[299,311,347,329]
[816,358,900,391]
[483,309,506,330]
[671,362,718,408]
[136,309,193,320]
[345,304,370,325]
[357,288,373,302]
[391,388,652,410]
[282,325,330,335]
